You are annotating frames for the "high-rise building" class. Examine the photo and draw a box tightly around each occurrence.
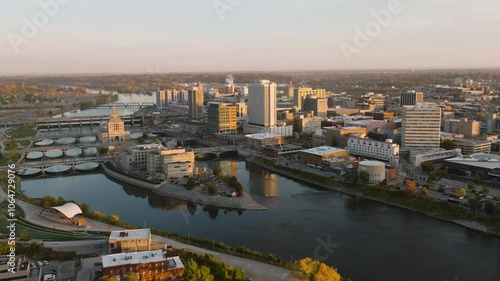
[206,102,237,134]
[287,81,294,100]
[189,83,204,119]
[401,102,441,151]
[303,96,328,117]
[443,118,480,138]
[400,92,424,107]
[156,90,167,108]
[248,80,277,127]
[294,87,327,109]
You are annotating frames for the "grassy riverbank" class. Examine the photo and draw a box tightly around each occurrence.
[248,157,500,235]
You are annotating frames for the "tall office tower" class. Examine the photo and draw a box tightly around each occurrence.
[206,102,237,134]
[303,96,328,117]
[287,81,294,100]
[294,87,327,109]
[401,102,441,151]
[400,92,424,107]
[248,80,277,127]
[188,83,204,119]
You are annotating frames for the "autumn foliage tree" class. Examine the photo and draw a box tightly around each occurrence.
[403,178,416,195]
[292,258,342,281]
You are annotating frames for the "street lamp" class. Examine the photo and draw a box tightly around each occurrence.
[58,265,62,281]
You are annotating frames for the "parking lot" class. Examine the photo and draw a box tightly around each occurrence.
[39,260,75,281]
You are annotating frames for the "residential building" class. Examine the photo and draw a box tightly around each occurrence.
[341,100,356,109]
[189,83,204,119]
[206,102,237,133]
[401,103,441,151]
[101,106,131,143]
[248,80,277,127]
[294,87,327,109]
[101,250,184,281]
[245,133,283,151]
[299,146,349,166]
[400,92,424,106]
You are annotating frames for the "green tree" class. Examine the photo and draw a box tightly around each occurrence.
[183,259,214,281]
[421,162,435,172]
[91,210,106,221]
[208,182,218,196]
[438,169,448,177]
[358,171,369,184]
[213,167,223,177]
[481,187,490,195]
[440,139,454,150]
[98,146,109,156]
[467,182,476,191]
[485,201,496,215]
[345,168,359,184]
[186,177,196,190]
[468,197,480,213]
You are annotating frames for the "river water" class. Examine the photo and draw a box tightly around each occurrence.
[59,93,156,117]
[21,159,500,281]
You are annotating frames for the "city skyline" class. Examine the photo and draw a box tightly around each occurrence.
[1,0,500,75]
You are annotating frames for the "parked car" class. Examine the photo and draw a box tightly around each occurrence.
[35,261,43,267]
[42,260,49,265]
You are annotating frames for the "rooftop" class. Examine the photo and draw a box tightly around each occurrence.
[102,250,165,268]
[109,229,151,241]
[445,153,500,170]
[245,133,280,140]
[301,146,347,156]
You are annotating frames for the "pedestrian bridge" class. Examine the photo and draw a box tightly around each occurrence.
[192,146,238,157]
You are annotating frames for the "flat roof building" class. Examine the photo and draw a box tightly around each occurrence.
[299,146,349,166]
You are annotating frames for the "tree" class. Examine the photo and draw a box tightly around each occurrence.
[403,178,416,195]
[121,272,139,281]
[186,177,196,190]
[137,137,145,145]
[421,162,435,172]
[358,171,369,184]
[485,201,496,215]
[183,259,214,281]
[208,182,218,196]
[108,214,121,225]
[213,167,223,177]
[481,187,490,195]
[421,187,428,196]
[77,218,87,226]
[438,169,448,177]
[98,146,109,156]
[467,182,476,191]
[457,188,467,197]
[345,169,359,184]
[440,139,454,150]
[91,210,106,221]
[292,258,342,281]
[468,197,480,213]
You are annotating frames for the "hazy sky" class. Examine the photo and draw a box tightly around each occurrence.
[1,0,499,75]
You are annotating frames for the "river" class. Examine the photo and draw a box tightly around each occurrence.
[21,159,500,281]
[58,93,156,117]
